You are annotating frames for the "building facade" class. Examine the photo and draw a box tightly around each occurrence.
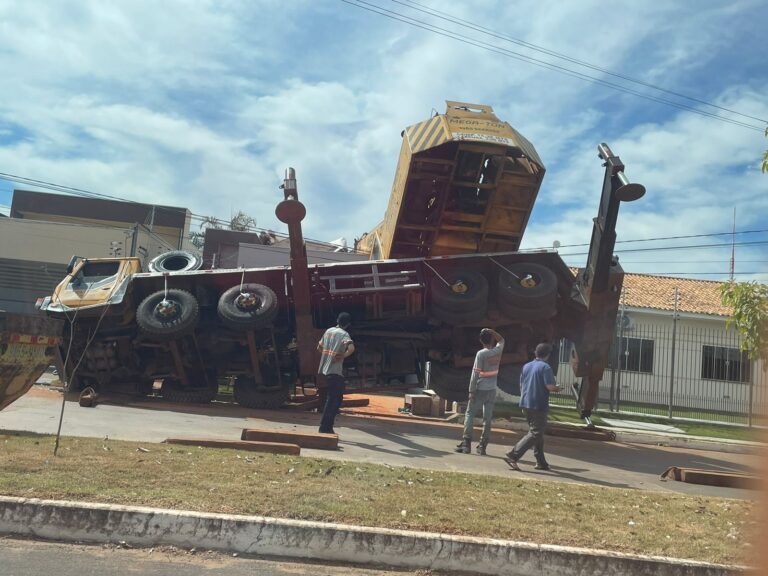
[553,273,766,423]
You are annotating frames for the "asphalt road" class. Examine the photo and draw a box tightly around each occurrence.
[0,387,760,499]
[0,538,438,576]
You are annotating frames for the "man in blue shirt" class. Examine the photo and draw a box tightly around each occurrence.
[504,342,560,471]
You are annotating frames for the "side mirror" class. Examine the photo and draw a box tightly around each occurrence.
[66,255,83,275]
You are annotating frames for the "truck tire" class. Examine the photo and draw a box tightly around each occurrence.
[136,289,199,339]
[431,302,486,326]
[498,300,557,321]
[427,361,469,402]
[161,378,217,404]
[497,263,557,309]
[430,270,488,312]
[233,376,289,410]
[217,283,278,331]
[148,250,203,273]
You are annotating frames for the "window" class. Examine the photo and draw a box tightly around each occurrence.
[701,345,751,383]
[609,337,654,373]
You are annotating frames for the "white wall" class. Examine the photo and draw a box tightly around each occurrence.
[555,308,766,418]
[0,218,132,264]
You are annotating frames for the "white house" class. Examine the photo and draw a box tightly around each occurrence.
[554,273,766,423]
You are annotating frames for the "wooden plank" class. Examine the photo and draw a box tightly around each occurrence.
[164,438,300,455]
[661,466,760,490]
[340,397,370,408]
[241,428,338,450]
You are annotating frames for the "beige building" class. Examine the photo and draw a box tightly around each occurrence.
[0,190,193,313]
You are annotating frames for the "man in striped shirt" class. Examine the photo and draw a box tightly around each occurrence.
[455,328,505,456]
[317,312,355,435]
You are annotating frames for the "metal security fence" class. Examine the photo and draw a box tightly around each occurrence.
[551,319,767,427]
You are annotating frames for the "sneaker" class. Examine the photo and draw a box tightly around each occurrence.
[475,444,487,456]
[534,462,550,471]
[503,453,520,470]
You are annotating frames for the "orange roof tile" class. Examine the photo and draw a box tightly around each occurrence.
[569,269,735,317]
[621,273,733,316]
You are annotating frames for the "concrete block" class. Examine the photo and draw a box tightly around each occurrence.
[240,429,338,451]
[404,394,432,416]
[164,438,300,455]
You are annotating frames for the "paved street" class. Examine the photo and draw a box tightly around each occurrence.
[0,387,760,499]
[0,538,437,576]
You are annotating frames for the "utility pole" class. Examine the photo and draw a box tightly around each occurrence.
[729,207,736,281]
[668,287,680,420]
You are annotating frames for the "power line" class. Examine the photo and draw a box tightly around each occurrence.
[617,259,768,264]
[341,0,765,132]
[394,0,768,125]
[4,170,768,259]
[0,171,366,253]
[525,228,768,251]
[555,239,768,257]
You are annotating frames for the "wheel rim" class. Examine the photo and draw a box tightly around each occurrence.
[510,273,538,289]
[235,292,261,311]
[154,299,180,320]
[450,280,469,294]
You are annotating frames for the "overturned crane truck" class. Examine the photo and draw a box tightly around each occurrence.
[32,102,643,419]
[0,311,62,411]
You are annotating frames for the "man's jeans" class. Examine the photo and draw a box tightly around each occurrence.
[510,408,548,464]
[462,388,496,446]
[319,374,345,433]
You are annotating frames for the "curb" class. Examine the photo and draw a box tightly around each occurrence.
[0,496,744,576]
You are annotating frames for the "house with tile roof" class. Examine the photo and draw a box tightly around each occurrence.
[553,272,766,422]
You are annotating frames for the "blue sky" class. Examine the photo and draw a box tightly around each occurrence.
[0,1,766,280]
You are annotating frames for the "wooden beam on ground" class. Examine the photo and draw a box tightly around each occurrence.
[340,397,370,408]
[164,438,300,455]
[660,466,759,490]
[241,428,338,450]
[284,398,321,411]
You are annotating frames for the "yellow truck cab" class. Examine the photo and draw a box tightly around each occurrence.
[43,256,142,315]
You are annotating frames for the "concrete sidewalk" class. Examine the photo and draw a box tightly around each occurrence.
[0,392,760,499]
[0,496,743,576]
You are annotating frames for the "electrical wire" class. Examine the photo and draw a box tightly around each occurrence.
[341,0,766,132]
[394,0,768,125]
[525,228,768,251]
[0,171,368,254]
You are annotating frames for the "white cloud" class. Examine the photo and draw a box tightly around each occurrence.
[0,0,765,281]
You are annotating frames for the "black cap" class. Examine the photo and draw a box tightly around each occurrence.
[337,312,351,328]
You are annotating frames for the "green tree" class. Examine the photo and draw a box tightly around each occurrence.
[763,127,768,173]
[720,281,768,367]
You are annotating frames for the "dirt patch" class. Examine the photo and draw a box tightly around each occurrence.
[25,384,62,400]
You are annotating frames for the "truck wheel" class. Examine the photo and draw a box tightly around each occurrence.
[430,270,489,312]
[431,303,486,326]
[427,362,469,403]
[497,263,557,309]
[148,250,203,273]
[498,300,557,321]
[161,378,216,403]
[217,284,278,331]
[137,289,199,339]
[233,376,289,409]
